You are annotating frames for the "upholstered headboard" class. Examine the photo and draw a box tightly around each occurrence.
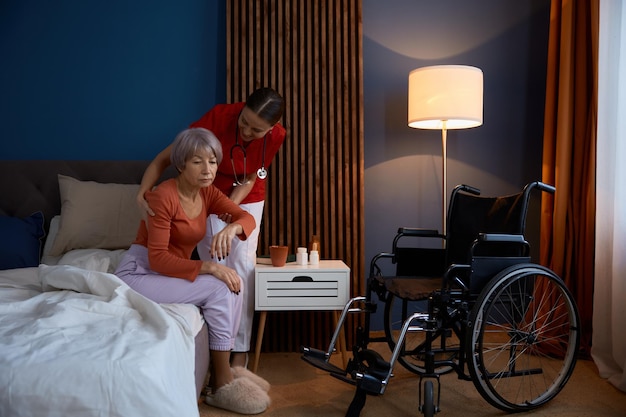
[0,160,176,235]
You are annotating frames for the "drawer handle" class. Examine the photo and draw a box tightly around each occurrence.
[292,275,313,282]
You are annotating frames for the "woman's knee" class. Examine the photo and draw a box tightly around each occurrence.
[196,276,242,307]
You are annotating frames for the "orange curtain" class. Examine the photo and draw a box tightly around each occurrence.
[541,0,598,357]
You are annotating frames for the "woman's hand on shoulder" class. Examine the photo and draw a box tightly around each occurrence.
[217,212,233,223]
[137,192,155,219]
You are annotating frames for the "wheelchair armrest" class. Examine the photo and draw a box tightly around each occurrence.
[477,233,527,243]
[393,228,445,256]
[397,227,443,238]
[471,233,531,261]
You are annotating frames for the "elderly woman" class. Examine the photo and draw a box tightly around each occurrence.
[115,127,270,414]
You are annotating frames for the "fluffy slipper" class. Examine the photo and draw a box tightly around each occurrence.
[205,377,270,415]
[232,366,271,392]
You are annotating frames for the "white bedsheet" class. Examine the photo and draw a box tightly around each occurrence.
[52,247,205,336]
[0,265,199,417]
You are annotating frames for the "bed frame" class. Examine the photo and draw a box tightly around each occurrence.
[0,160,209,399]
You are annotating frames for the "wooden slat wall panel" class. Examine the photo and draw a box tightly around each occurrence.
[227,0,364,352]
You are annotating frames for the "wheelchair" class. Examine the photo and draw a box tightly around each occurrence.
[301,182,580,417]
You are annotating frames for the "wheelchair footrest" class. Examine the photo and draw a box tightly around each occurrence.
[331,371,385,396]
[331,371,357,386]
[352,372,385,395]
[301,349,347,375]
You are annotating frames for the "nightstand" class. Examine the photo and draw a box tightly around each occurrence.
[252,260,350,372]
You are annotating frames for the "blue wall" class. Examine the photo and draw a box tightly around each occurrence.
[1,0,225,159]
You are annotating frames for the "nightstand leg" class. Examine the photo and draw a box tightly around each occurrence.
[333,311,348,368]
[251,311,267,373]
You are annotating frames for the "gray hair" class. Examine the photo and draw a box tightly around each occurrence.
[170,128,223,172]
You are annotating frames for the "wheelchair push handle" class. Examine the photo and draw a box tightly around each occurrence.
[528,181,556,194]
[458,184,481,195]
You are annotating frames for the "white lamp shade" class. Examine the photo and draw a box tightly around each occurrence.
[408,65,483,130]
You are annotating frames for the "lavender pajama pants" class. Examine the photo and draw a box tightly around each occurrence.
[197,201,264,353]
[115,244,243,352]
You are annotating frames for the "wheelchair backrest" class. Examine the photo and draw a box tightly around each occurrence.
[446,190,528,267]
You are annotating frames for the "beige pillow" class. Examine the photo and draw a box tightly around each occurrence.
[48,175,142,256]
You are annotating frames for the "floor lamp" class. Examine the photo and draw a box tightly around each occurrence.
[407,65,483,236]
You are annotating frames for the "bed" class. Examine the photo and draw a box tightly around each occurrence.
[0,161,210,417]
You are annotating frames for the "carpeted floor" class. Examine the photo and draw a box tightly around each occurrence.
[199,344,626,417]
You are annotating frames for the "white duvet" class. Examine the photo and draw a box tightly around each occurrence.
[0,265,199,417]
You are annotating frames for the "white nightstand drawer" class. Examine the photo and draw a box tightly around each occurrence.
[255,260,350,310]
[252,260,351,372]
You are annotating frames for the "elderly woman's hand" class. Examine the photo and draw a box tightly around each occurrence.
[201,262,242,294]
[209,222,243,260]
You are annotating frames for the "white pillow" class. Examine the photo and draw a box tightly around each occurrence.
[48,175,142,256]
[41,215,61,265]
[57,248,127,273]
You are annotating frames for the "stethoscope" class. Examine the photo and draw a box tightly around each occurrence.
[230,121,268,186]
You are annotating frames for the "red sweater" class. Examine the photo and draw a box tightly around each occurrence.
[190,102,286,204]
[133,179,256,281]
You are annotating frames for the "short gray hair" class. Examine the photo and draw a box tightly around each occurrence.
[170,128,223,172]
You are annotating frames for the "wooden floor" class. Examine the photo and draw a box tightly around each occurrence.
[199,344,626,417]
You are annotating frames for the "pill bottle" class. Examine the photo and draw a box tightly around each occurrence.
[296,247,308,265]
[309,235,321,255]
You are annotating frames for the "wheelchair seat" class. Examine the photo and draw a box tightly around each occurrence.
[383,275,442,301]
[371,229,446,301]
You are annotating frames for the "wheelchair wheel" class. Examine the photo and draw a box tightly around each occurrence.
[421,380,435,417]
[466,264,580,412]
[384,293,459,375]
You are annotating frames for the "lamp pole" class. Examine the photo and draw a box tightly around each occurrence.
[441,120,448,237]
